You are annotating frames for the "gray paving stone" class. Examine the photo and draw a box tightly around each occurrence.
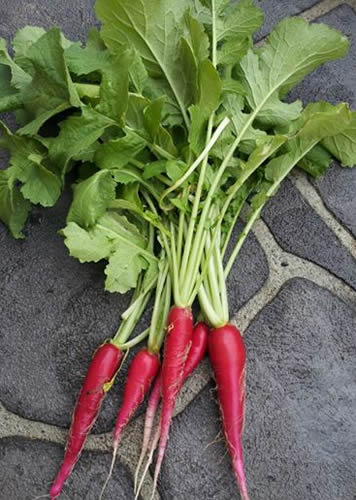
[159,279,356,500]
[226,222,269,314]
[289,4,356,108]
[0,187,153,430]
[262,5,356,275]
[0,192,268,430]
[0,0,98,44]
[0,436,141,500]
[262,179,356,290]
[0,0,270,429]
[312,161,356,237]
[296,5,356,238]
[255,0,320,41]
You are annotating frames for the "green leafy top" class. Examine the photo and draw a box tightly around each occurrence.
[0,0,355,299]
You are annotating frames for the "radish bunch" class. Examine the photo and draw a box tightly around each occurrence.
[1,0,356,498]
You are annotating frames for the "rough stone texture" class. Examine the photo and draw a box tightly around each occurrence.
[0,0,98,44]
[312,161,356,237]
[262,179,356,290]
[0,183,268,428]
[0,1,356,500]
[159,279,356,500]
[255,0,321,40]
[304,5,356,238]
[262,5,356,287]
[226,222,269,314]
[0,187,153,430]
[288,4,356,108]
[0,436,140,499]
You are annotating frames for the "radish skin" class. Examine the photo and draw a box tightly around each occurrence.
[208,324,248,500]
[100,349,160,498]
[50,342,122,499]
[153,306,194,490]
[182,322,209,379]
[113,348,160,449]
[134,371,162,492]
[135,322,208,491]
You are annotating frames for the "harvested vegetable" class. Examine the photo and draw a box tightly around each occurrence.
[208,324,247,500]
[49,342,122,499]
[1,0,356,498]
[135,321,209,494]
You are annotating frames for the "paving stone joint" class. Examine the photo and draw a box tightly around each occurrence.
[0,1,355,499]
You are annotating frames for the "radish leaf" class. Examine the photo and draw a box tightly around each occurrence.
[67,170,116,228]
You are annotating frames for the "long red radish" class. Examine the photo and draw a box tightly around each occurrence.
[152,306,194,491]
[100,348,160,498]
[134,371,162,491]
[208,324,248,500]
[182,322,209,379]
[135,322,209,492]
[50,342,122,499]
[113,348,160,449]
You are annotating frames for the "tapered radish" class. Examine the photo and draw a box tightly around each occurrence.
[50,342,122,499]
[182,322,209,379]
[208,324,248,500]
[113,348,160,449]
[100,348,160,498]
[135,322,208,491]
[152,306,194,490]
[134,371,162,492]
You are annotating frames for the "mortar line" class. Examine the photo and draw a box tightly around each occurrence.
[1,1,355,498]
[1,215,355,448]
[256,0,351,49]
[299,0,355,22]
[291,170,356,258]
[233,218,356,331]
[0,402,161,500]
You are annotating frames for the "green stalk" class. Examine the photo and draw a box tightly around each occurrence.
[170,222,182,306]
[152,270,172,351]
[112,286,151,346]
[148,261,169,346]
[121,274,157,320]
[221,197,246,258]
[120,328,149,350]
[148,268,172,353]
[214,228,229,322]
[224,144,318,277]
[176,197,186,270]
[205,231,223,316]
[178,117,214,285]
[198,283,225,327]
[160,117,230,209]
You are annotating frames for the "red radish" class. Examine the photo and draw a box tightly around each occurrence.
[208,324,248,500]
[113,348,160,449]
[152,306,194,489]
[134,371,162,491]
[135,322,208,491]
[100,348,160,498]
[182,322,209,379]
[50,342,122,499]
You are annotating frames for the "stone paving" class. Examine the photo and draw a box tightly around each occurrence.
[0,1,356,499]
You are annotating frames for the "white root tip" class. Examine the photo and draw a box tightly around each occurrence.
[99,445,118,500]
[136,425,161,500]
[134,445,147,493]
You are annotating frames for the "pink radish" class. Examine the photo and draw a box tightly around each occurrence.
[208,324,249,500]
[135,322,209,491]
[100,348,160,498]
[50,342,122,499]
[152,306,194,489]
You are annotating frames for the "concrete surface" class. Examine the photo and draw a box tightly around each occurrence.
[0,1,355,499]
